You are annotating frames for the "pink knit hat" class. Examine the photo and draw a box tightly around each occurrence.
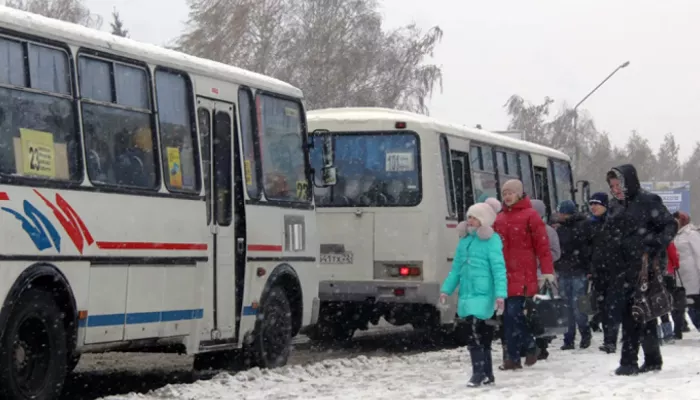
[501,179,524,197]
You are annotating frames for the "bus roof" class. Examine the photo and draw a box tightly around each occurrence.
[308,107,571,162]
[0,6,303,99]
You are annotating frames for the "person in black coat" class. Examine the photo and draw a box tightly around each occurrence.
[605,164,678,375]
[586,192,623,354]
[553,200,593,350]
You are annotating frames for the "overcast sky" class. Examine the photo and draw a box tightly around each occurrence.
[86,0,700,162]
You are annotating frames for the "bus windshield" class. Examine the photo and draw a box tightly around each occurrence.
[311,132,421,207]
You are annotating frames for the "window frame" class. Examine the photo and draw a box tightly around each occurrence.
[153,66,202,195]
[0,33,84,187]
[254,89,312,204]
[238,86,262,200]
[469,143,499,200]
[77,49,161,192]
[310,130,423,208]
[518,152,535,197]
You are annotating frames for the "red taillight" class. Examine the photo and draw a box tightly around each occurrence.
[409,267,421,276]
[394,288,405,296]
[399,266,410,276]
[395,121,407,129]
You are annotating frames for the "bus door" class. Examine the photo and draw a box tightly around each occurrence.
[450,150,475,222]
[197,98,238,340]
[534,166,552,219]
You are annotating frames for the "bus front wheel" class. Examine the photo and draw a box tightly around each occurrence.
[250,286,293,369]
[0,288,68,400]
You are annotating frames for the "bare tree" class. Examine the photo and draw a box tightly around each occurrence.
[4,0,102,28]
[176,0,443,113]
[110,7,128,37]
[656,132,681,180]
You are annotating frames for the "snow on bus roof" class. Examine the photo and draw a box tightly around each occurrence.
[308,107,570,161]
[0,6,303,99]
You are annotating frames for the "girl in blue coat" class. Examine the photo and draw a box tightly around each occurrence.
[440,201,507,387]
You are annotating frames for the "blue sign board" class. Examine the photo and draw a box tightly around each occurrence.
[640,181,690,214]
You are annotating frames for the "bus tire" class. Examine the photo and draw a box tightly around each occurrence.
[67,354,81,374]
[250,285,293,369]
[0,288,67,400]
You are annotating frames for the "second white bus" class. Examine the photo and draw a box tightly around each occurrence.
[306,107,588,341]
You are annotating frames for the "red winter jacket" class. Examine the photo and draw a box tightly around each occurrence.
[667,242,679,275]
[494,196,554,297]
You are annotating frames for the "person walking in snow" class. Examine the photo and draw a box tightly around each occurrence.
[605,164,677,375]
[586,192,622,354]
[673,211,700,333]
[493,179,555,370]
[530,199,561,360]
[440,200,507,387]
[553,199,593,350]
[658,242,680,343]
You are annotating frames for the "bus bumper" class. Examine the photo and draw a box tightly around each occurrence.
[318,280,440,304]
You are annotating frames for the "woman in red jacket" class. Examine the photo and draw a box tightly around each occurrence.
[494,179,555,370]
[659,242,682,342]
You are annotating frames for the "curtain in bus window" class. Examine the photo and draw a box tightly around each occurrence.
[316,133,420,207]
[28,45,70,95]
[553,160,573,204]
[0,38,25,87]
[258,95,308,202]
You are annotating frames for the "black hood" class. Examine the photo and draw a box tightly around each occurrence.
[559,212,586,226]
[608,163,641,199]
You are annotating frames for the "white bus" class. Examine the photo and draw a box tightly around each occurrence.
[0,7,335,399]
[307,107,588,341]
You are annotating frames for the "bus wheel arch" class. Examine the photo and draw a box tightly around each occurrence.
[0,264,79,365]
[262,264,303,337]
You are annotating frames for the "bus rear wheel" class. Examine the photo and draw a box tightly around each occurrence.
[0,288,68,400]
[250,286,293,369]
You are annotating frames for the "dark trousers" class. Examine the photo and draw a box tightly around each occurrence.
[463,316,495,350]
[620,296,662,367]
[503,296,535,362]
[603,284,624,346]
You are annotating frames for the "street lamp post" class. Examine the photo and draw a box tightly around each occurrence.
[572,61,630,172]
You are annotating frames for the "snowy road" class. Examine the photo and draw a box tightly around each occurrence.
[60,325,450,399]
[101,332,700,400]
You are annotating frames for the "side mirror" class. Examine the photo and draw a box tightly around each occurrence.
[576,180,591,212]
[311,129,336,187]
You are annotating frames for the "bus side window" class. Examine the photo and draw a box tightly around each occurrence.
[80,56,158,189]
[470,144,498,201]
[197,108,212,224]
[155,69,200,193]
[0,38,82,182]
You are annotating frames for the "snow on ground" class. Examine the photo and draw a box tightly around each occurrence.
[102,332,700,400]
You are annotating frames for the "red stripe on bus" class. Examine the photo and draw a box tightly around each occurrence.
[446,223,457,228]
[0,192,9,200]
[247,244,283,252]
[96,241,208,250]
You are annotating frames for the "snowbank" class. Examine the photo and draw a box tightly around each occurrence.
[102,333,700,400]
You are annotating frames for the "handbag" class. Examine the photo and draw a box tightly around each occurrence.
[673,270,687,309]
[576,280,598,316]
[630,253,674,323]
[525,282,570,338]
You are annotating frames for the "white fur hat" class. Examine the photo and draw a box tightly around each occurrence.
[484,197,502,214]
[467,203,497,228]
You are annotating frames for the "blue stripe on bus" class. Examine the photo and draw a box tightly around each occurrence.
[78,308,204,328]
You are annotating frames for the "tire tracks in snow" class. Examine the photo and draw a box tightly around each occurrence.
[61,327,460,400]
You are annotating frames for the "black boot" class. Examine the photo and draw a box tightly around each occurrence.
[483,348,495,385]
[615,364,639,376]
[468,347,487,387]
[580,332,592,349]
[598,343,616,354]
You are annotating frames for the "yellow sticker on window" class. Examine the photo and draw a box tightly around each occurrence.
[285,107,298,117]
[166,147,183,188]
[21,128,56,178]
[296,180,308,200]
[244,160,252,185]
